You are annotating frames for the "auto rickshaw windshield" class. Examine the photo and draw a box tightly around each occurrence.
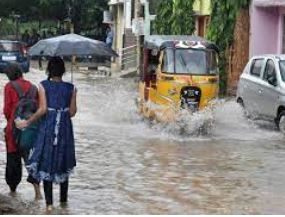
[162,48,218,75]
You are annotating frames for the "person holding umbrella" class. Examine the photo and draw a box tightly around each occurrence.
[28,33,118,82]
[16,57,77,212]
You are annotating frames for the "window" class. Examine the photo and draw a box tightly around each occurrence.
[162,49,174,73]
[161,48,218,75]
[0,42,21,52]
[279,60,285,82]
[175,49,218,75]
[250,59,264,77]
[263,59,276,81]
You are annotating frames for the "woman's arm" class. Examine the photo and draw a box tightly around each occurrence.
[16,84,47,129]
[69,88,77,118]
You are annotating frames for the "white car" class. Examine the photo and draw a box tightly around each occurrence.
[236,54,285,133]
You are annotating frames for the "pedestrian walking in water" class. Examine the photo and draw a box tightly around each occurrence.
[16,57,77,212]
[3,63,41,198]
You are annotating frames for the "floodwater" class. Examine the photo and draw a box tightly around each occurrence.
[0,65,284,214]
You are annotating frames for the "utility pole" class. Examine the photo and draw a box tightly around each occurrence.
[134,0,144,75]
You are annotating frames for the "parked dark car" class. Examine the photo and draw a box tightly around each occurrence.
[0,40,30,73]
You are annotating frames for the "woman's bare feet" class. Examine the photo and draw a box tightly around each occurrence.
[9,190,17,197]
[33,183,42,200]
[60,201,68,208]
[8,186,17,197]
[46,205,53,214]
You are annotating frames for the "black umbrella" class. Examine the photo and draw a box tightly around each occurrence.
[28,33,118,82]
[28,33,118,57]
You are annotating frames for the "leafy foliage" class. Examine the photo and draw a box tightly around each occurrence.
[171,0,195,35]
[0,0,109,39]
[207,0,250,94]
[154,0,173,35]
[154,0,195,35]
[0,19,16,38]
[72,0,109,36]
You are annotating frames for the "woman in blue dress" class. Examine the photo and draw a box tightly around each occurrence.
[17,57,77,211]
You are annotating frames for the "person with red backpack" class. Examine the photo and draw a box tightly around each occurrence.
[3,63,41,199]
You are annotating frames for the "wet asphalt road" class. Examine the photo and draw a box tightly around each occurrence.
[0,65,284,214]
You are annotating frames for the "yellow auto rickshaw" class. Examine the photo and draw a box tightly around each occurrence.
[138,35,219,122]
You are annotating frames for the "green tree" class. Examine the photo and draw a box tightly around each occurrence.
[154,0,173,35]
[72,0,109,36]
[171,0,195,35]
[207,0,250,94]
[0,0,109,38]
[154,0,195,35]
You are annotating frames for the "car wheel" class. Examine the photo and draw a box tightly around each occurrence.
[237,98,244,108]
[278,111,285,134]
[237,97,250,118]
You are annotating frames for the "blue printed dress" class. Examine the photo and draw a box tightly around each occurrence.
[27,80,76,184]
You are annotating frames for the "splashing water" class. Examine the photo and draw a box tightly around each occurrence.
[0,66,284,215]
[74,75,282,141]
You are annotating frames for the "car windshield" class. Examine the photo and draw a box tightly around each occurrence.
[280,60,285,82]
[0,42,21,52]
[162,48,218,75]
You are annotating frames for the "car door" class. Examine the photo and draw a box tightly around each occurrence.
[242,58,265,115]
[258,59,280,118]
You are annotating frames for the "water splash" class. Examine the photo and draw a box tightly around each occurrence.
[149,107,214,137]
[211,99,282,141]
[73,75,282,141]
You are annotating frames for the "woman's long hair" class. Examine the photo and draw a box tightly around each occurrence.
[46,57,65,80]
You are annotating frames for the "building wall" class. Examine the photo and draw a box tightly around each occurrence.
[110,3,125,71]
[278,8,285,53]
[250,5,280,57]
[193,0,211,15]
[124,28,136,47]
[193,0,211,37]
[115,4,124,53]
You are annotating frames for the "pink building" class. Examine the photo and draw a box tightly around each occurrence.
[250,0,285,57]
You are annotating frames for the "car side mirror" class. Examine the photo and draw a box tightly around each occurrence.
[268,76,277,86]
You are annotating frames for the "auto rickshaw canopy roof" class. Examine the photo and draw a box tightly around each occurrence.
[144,35,219,53]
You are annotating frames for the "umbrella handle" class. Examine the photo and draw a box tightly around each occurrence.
[71,64,73,83]
[71,55,76,83]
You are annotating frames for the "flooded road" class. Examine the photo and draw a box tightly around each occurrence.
[0,66,284,214]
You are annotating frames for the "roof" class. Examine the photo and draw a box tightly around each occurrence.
[144,35,219,52]
[254,0,285,7]
[251,54,285,60]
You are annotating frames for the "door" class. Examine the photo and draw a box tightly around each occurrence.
[243,58,265,115]
[259,59,279,118]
